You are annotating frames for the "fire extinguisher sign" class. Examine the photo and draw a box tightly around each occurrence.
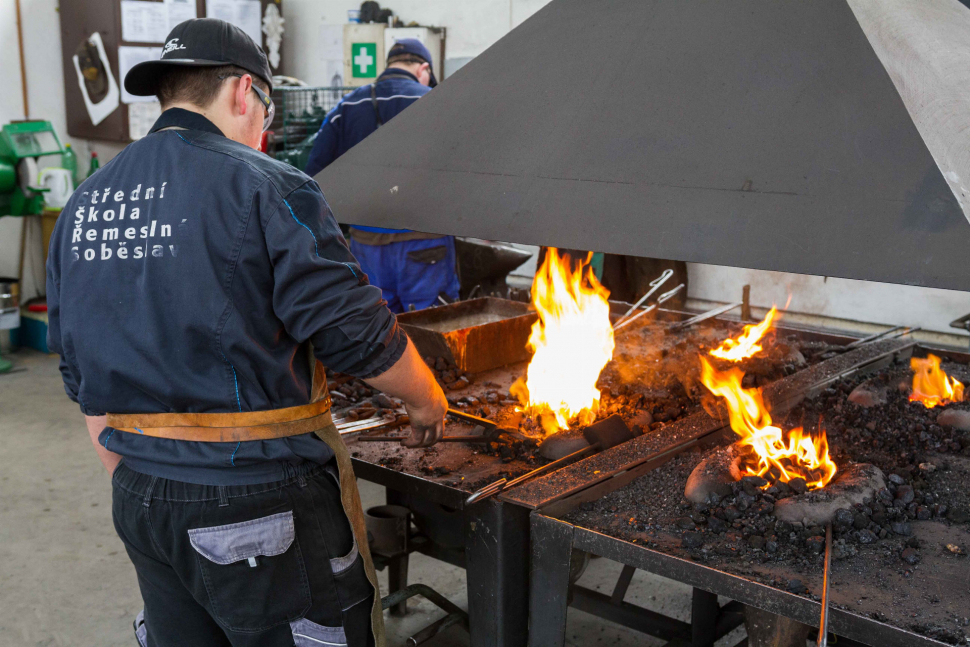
[351,43,377,78]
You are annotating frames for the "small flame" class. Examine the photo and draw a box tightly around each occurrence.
[710,307,779,362]
[700,356,837,489]
[511,249,615,435]
[910,354,964,409]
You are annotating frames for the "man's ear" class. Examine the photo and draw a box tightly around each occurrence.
[234,74,252,116]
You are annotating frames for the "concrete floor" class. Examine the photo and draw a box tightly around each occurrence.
[0,349,746,646]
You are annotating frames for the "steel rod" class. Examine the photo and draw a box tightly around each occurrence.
[357,434,492,443]
[614,284,685,332]
[669,301,743,331]
[817,523,833,647]
[615,268,675,325]
[844,325,905,349]
[465,444,599,505]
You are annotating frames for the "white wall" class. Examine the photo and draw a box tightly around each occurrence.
[688,264,970,339]
[283,0,551,85]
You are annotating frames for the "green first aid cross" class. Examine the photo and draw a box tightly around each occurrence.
[351,43,378,78]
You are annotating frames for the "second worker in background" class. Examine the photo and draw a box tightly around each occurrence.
[305,39,460,313]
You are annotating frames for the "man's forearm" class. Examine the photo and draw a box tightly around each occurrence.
[364,337,448,446]
[364,338,440,407]
[85,415,123,475]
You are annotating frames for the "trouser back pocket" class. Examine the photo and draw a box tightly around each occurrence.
[188,510,311,632]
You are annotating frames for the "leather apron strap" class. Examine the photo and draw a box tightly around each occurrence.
[314,416,387,647]
[105,398,333,442]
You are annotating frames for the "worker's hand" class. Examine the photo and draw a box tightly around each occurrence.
[402,383,448,447]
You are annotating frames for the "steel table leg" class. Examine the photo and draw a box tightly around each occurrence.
[691,588,719,647]
[527,513,574,647]
[465,498,531,647]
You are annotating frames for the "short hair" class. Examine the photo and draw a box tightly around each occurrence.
[387,54,428,67]
[155,64,270,108]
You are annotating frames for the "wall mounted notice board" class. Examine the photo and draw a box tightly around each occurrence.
[59,0,284,143]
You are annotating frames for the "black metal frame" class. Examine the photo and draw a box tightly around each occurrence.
[528,513,948,647]
[352,458,531,647]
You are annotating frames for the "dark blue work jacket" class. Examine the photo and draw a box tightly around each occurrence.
[46,108,406,485]
[304,68,430,235]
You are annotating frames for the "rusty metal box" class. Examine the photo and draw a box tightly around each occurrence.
[397,298,537,374]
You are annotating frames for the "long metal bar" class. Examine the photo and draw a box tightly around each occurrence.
[614,284,686,332]
[818,523,833,647]
[358,434,492,443]
[844,325,905,349]
[615,269,675,325]
[465,444,599,505]
[668,302,743,331]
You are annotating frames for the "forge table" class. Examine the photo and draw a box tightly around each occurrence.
[528,510,966,647]
[346,319,923,647]
[518,341,970,647]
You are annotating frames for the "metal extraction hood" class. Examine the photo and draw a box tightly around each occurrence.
[315,0,970,293]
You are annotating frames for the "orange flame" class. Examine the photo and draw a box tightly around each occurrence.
[511,249,615,434]
[909,354,964,409]
[709,307,778,362]
[700,356,837,489]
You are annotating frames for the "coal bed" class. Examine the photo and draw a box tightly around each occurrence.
[561,352,970,645]
[344,313,834,494]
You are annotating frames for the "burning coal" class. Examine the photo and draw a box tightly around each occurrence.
[511,249,615,434]
[909,354,964,409]
[699,356,837,489]
[709,306,778,362]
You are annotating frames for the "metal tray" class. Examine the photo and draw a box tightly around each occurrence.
[397,297,536,374]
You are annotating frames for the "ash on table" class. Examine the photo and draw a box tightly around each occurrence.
[564,357,970,645]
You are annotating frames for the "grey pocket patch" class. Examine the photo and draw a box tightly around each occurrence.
[330,538,359,575]
[188,510,295,565]
[134,609,147,647]
[290,617,348,646]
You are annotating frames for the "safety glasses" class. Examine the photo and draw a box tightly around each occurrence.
[219,73,276,132]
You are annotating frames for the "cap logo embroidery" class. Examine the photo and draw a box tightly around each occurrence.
[162,39,186,56]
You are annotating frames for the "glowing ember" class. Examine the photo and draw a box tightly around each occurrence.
[699,356,837,489]
[511,249,615,435]
[709,307,778,362]
[910,354,964,409]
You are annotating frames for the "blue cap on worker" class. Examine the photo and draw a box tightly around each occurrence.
[387,38,437,88]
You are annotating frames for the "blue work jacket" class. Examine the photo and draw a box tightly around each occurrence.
[46,108,406,485]
[305,68,430,235]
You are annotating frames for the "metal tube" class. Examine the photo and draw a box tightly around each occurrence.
[817,523,833,647]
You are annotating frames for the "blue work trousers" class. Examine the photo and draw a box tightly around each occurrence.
[350,237,460,313]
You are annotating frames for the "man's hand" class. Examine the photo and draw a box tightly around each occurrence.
[364,336,448,447]
[401,383,448,447]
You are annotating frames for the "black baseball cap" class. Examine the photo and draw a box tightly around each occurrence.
[125,18,273,97]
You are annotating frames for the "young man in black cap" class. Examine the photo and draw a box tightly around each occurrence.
[305,39,460,314]
[46,18,447,647]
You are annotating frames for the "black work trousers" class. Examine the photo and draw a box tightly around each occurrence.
[111,461,375,647]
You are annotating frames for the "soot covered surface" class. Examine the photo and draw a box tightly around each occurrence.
[344,318,827,493]
[563,356,970,644]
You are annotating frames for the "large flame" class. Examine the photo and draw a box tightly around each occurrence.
[910,354,964,409]
[709,307,778,362]
[700,356,837,489]
[511,249,615,434]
